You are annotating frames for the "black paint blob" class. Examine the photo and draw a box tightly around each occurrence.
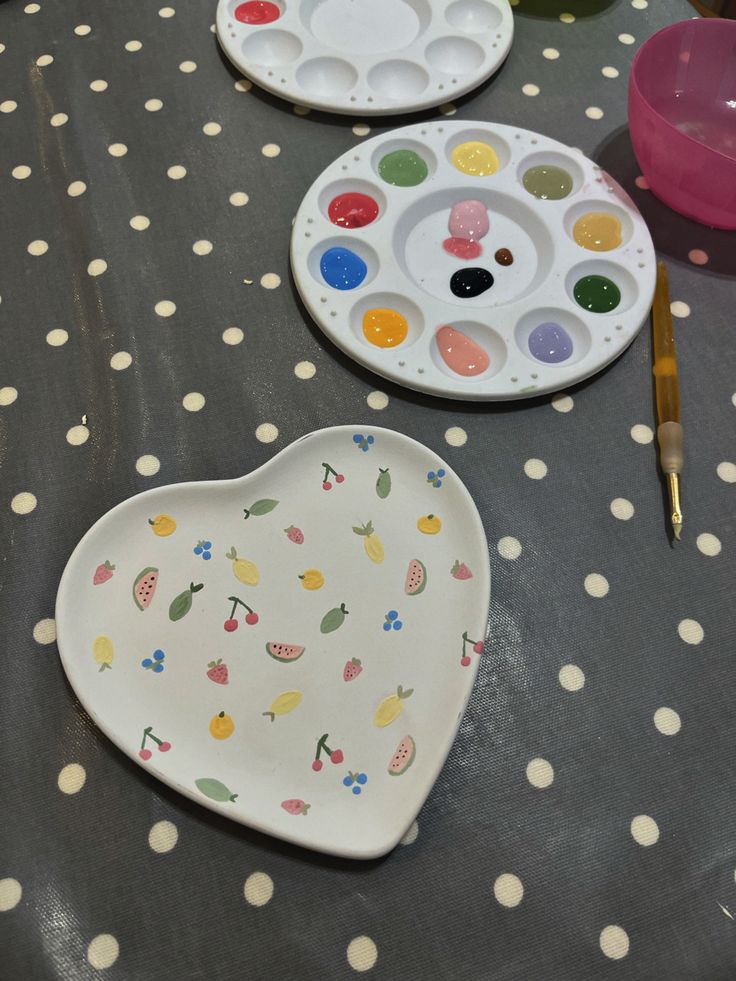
[450,267,494,298]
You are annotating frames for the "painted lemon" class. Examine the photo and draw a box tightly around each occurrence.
[417,513,442,535]
[209,711,235,740]
[262,690,303,722]
[352,521,384,564]
[373,685,414,727]
[298,569,324,591]
[226,546,259,586]
[148,514,177,537]
[92,635,114,672]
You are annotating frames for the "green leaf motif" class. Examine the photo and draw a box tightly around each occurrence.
[195,778,238,803]
[376,468,391,499]
[320,603,348,634]
[244,499,279,518]
[169,582,203,621]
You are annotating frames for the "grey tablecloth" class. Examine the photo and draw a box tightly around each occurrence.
[2,0,735,978]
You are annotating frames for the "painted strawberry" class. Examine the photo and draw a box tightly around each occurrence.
[281,798,310,816]
[343,657,363,682]
[206,659,229,685]
[451,560,473,580]
[93,560,115,585]
[284,525,304,544]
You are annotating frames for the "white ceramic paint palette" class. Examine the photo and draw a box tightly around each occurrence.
[56,427,490,859]
[290,121,657,400]
[215,0,513,115]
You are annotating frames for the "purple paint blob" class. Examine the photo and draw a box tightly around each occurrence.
[528,321,573,363]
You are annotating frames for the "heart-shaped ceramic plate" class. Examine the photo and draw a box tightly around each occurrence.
[56,426,490,858]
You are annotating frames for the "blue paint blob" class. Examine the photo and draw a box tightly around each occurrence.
[320,247,367,290]
[528,322,573,364]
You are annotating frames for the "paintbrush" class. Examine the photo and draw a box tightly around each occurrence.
[652,261,683,540]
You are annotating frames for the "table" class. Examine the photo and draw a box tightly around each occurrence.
[2,1,734,977]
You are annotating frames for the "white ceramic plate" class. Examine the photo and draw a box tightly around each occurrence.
[56,427,490,859]
[215,0,513,115]
[290,120,657,400]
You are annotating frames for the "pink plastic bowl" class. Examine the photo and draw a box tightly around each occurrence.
[629,18,736,229]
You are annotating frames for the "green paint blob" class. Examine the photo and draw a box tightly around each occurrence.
[574,274,621,313]
[378,149,428,187]
[522,165,573,200]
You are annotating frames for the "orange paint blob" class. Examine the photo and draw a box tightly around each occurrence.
[362,308,409,348]
[572,212,622,251]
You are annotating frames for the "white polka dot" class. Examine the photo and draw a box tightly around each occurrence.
[584,573,609,598]
[90,79,108,92]
[67,180,86,197]
[400,820,418,845]
[244,872,273,906]
[261,273,281,289]
[352,122,371,136]
[159,6,175,16]
[108,143,127,157]
[136,454,161,476]
[630,423,653,444]
[33,618,56,643]
[12,165,31,180]
[610,497,634,520]
[653,707,681,735]
[524,458,547,479]
[11,492,37,514]
[439,102,457,115]
[618,33,635,44]
[543,47,559,60]
[494,873,524,908]
[234,78,252,92]
[36,53,53,66]
[261,143,281,157]
[600,925,629,960]
[74,24,92,36]
[46,329,68,346]
[559,12,575,22]
[717,461,736,483]
[87,258,107,276]
[635,175,649,189]
[367,390,389,410]
[87,934,119,970]
[602,66,620,79]
[50,112,68,126]
[192,240,213,256]
[125,39,142,51]
[631,0,648,7]
[445,426,467,447]
[255,423,278,443]
[66,425,90,446]
[688,249,708,266]
[0,879,22,912]
[145,98,163,111]
[559,664,585,691]
[167,164,186,180]
[522,83,540,97]
[586,106,604,120]
[148,820,178,853]
[230,191,249,206]
[732,393,736,408]
[497,536,522,560]
[202,121,221,136]
[0,100,17,113]
[630,814,659,846]
[0,44,4,54]
[182,392,205,412]
[293,104,311,115]
[58,762,86,793]
[677,618,703,645]
[346,936,378,972]
[27,239,48,256]
[130,215,150,230]
[696,533,721,557]
[551,392,573,412]
[110,351,132,370]
[179,60,197,73]
[295,361,316,380]
[154,300,176,317]
[0,387,18,406]
[25,3,40,12]
[526,757,554,788]
[222,327,244,345]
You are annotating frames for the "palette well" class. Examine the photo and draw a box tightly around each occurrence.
[290,121,657,400]
[215,0,514,115]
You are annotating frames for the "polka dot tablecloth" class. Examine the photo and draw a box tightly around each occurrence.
[1,1,735,978]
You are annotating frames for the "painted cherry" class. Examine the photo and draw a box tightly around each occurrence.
[330,749,344,765]
[335,474,345,484]
[473,641,484,654]
[245,612,259,626]
[460,656,471,667]
[159,741,172,752]
[312,759,323,772]
[226,596,258,629]
[138,748,152,761]
[323,481,332,491]
[224,618,238,632]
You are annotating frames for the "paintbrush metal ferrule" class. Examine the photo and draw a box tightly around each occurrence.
[667,472,683,540]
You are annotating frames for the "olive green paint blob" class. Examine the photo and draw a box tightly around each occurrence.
[574,274,621,312]
[378,149,428,187]
[522,165,573,200]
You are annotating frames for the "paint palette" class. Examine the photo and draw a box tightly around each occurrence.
[215,0,514,115]
[290,121,657,400]
[56,427,490,859]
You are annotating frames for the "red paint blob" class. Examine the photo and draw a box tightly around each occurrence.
[328,192,379,229]
[443,236,483,260]
[235,1,281,24]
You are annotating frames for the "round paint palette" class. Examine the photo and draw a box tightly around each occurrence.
[290,121,657,401]
[215,0,514,115]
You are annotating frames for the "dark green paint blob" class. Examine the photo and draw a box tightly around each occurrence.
[573,275,621,312]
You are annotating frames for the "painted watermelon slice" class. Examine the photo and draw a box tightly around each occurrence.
[388,735,416,776]
[404,559,426,595]
[266,642,305,663]
[133,567,158,610]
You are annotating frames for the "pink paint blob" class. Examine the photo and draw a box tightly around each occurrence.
[448,200,489,242]
[442,236,483,259]
[436,325,490,377]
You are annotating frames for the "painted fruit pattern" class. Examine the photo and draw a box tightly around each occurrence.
[81,430,486,840]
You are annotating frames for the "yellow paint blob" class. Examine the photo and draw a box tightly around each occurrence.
[362,308,408,348]
[450,140,500,177]
[572,212,622,251]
